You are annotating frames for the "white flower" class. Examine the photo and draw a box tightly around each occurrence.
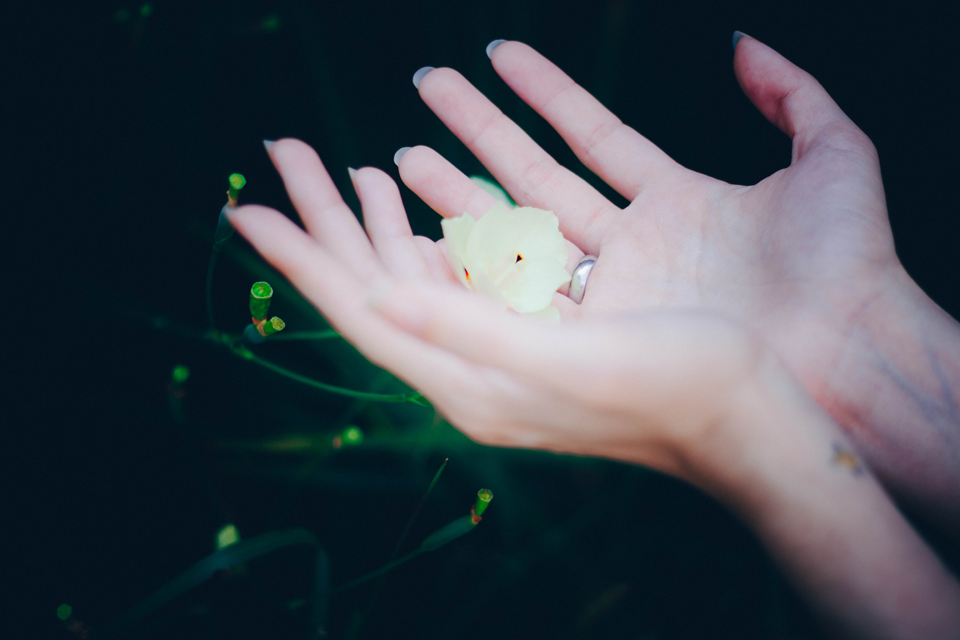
[442,203,570,320]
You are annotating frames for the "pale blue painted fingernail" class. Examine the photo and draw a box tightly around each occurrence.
[263,139,275,153]
[486,39,506,59]
[347,167,357,180]
[412,66,434,89]
[732,31,748,51]
[393,147,410,166]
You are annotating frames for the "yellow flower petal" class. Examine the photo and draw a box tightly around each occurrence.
[497,257,571,313]
[440,213,475,288]
[441,204,570,317]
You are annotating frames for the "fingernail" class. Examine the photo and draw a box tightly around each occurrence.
[412,66,434,89]
[732,31,748,51]
[393,147,411,166]
[263,139,275,153]
[347,167,358,181]
[485,39,506,59]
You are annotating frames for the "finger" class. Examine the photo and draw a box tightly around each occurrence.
[397,145,588,279]
[413,236,459,286]
[733,34,877,164]
[416,68,616,255]
[267,139,381,279]
[489,41,677,201]
[372,283,590,391]
[398,145,502,220]
[227,205,474,399]
[351,167,431,282]
[372,284,738,407]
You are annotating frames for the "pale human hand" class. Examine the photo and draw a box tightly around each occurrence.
[229,139,960,640]
[398,36,960,530]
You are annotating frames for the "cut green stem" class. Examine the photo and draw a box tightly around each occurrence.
[250,281,273,320]
[227,173,246,205]
[261,316,285,335]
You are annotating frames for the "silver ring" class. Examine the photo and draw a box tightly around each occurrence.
[568,255,597,305]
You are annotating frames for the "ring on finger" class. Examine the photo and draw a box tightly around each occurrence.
[568,255,597,305]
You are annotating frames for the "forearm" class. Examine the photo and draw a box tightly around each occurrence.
[819,264,960,535]
[692,354,960,639]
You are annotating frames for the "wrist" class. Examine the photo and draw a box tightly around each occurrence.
[689,348,960,639]
[819,261,960,533]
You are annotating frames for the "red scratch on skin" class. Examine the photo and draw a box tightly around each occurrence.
[811,385,883,450]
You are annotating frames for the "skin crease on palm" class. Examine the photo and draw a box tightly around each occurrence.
[231,35,960,538]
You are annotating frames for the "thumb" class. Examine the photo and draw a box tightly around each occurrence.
[733,33,873,163]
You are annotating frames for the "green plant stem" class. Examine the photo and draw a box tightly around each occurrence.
[232,346,417,403]
[268,330,341,341]
[347,458,450,640]
[331,514,478,596]
[392,459,448,558]
[329,549,423,595]
[99,529,329,639]
[124,307,424,405]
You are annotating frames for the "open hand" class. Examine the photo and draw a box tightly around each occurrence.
[397,37,960,525]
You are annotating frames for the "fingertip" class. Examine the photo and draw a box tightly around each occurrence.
[485,39,507,59]
[353,165,402,200]
[393,146,411,167]
[269,137,326,172]
[413,66,465,102]
[412,66,435,89]
[732,31,748,52]
[395,145,429,179]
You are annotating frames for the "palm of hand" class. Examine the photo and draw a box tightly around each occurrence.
[397,38,897,432]
[589,138,893,377]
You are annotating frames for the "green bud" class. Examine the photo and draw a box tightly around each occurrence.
[342,426,363,445]
[249,282,273,320]
[474,488,493,517]
[171,365,191,385]
[227,173,246,202]
[261,316,285,335]
[216,523,240,549]
[56,604,73,621]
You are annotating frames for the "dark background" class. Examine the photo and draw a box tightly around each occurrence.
[10,1,960,639]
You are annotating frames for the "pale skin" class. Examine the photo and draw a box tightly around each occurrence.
[228,35,960,638]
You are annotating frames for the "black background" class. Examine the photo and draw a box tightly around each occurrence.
[9,1,960,639]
